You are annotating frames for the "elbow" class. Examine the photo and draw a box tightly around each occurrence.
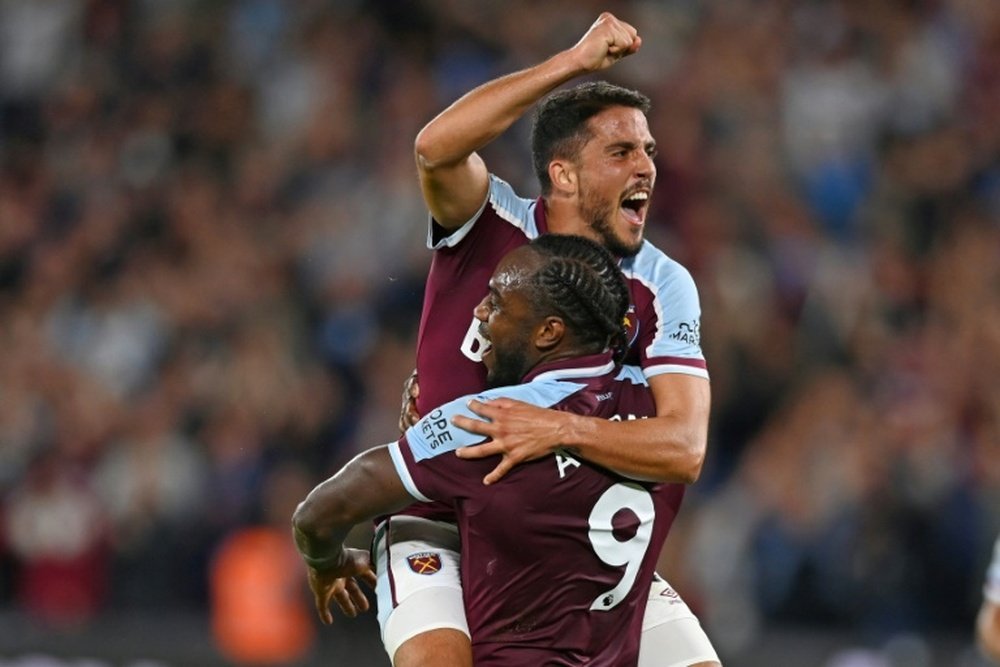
[677,425,709,484]
[674,451,704,485]
[659,436,707,485]
[291,483,353,542]
[292,453,388,538]
[414,127,444,173]
[684,438,708,484]
[291,495,325,541]
[414,124,469,174]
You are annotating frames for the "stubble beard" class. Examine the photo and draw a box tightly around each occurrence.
[486,340,532,389]
[579,188,643,258]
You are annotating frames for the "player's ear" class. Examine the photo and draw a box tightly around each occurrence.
[535,316,565,352]
[548,160,577,196]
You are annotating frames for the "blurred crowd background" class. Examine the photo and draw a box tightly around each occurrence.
[1,0,998,665]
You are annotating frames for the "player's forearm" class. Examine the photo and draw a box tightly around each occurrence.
[561,412,706,484]
[414,50,585,170]
[292,447,409,568]
[292,517,351,571]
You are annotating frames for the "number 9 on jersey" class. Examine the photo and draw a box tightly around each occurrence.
[588,483,655,611]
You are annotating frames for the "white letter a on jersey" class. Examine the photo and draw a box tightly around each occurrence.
[556,452,582,479]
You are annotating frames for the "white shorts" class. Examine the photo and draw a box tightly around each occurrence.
[374,515,469,663]
[373,516,719,666]
[638,574,720,666]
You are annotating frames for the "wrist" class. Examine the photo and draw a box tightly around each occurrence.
[566,411,602,451]
[557,411,585,449]
[299,548,345,572]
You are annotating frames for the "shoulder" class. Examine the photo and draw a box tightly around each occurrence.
[429,174,539,250]
[621,241,700,305]
[478,376,589,408]
[623,242,696,288]
[405,377,590,462]
[487,174,539,235]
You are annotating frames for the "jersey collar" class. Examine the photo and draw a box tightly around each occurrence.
[522,351,616,384]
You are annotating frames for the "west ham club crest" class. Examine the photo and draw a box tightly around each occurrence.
[406,552,442,575]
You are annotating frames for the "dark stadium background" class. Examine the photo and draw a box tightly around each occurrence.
[1,1,998,665]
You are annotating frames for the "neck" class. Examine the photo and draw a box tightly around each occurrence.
[543,196,598,242]
[532,343,602,369]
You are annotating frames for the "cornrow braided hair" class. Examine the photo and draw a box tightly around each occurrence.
[526,234,631,363]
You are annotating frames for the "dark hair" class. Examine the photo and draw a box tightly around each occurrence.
[526,234,631,363]
[531,81,652,195]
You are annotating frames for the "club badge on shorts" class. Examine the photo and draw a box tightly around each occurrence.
[407,552,442,575]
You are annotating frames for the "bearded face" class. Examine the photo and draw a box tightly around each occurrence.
[482,326,533,388]
[474,247,547,388]
[578,178,644,258]
[569,106,656,258]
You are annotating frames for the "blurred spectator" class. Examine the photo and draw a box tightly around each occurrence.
[91,389,207,607]
[209,461,316,666]
[0,1,998,663]
[2,448,108,625]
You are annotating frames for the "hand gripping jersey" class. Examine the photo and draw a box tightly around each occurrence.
[388,352,684,666]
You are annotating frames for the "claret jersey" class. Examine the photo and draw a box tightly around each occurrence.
[415,174,708,417]
[388,352,684,666]
[404,174,707,525]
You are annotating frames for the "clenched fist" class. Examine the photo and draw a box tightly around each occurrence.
[569,12,642,72]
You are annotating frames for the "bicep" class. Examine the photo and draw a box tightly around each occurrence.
[292,446,412,543]
[323,447,413,524]
[417,152,490,231]
[354,447,414,514]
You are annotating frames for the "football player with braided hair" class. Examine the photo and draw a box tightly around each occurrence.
[294,235,686,665]
[372,10,719,667]
[525,234,632,365]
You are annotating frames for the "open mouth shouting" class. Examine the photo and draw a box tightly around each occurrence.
[620,188,650,227]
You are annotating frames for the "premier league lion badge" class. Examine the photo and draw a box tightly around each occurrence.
[406,552,442,575]
[623,304,640,348]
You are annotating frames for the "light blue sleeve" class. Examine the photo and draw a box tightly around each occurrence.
[623,244,708,379]
[403,379,585,462]
[387,441,432,502]
[426,174,538,249]
[615,364,649,387]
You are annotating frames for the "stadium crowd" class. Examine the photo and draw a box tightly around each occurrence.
[1,0,998,662]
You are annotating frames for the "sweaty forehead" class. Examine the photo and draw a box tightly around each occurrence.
[491,246,544,293]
